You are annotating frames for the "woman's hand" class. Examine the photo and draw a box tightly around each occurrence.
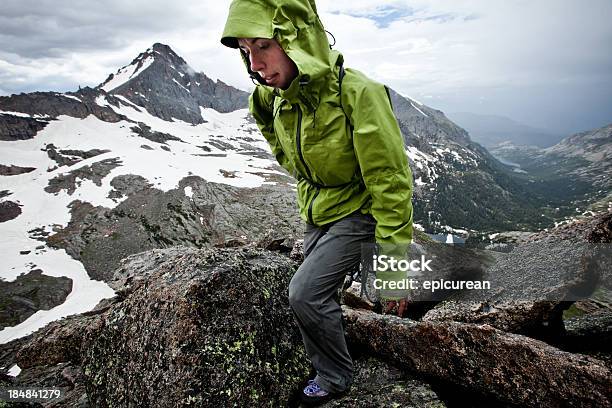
[383,299,408,317]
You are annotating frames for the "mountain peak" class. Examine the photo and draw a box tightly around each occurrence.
[149,43,190,72]
[98,43,190,93]
[151,42,175,55]
[96,42,248,123]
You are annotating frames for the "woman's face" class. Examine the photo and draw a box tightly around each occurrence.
[238,38,298,90]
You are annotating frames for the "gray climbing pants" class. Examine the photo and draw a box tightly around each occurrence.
[288,211,376,393]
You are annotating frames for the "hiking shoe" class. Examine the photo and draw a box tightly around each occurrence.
[301,380,345,406]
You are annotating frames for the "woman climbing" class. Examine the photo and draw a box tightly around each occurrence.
[221,0,413,404]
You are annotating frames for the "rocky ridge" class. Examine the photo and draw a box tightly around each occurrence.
[0,88,124,141]
[1,211,610,407]
[387,90,567,235]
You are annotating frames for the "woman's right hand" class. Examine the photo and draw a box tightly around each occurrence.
[383,299,407,317]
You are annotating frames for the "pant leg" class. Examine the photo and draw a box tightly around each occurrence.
[303,221,329,259]
[289,212,376,393]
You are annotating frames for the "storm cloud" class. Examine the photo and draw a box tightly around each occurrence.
[1,0,611,135]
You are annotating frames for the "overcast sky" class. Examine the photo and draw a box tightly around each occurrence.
[1,0,611,135]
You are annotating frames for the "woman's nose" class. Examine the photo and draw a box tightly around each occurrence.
[249,53,265,72]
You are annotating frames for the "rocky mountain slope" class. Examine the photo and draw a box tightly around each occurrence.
[1,211,609,407]
[98,43,248,123]
[388,90,563,235]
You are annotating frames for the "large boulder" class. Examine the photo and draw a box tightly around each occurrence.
[343,307,612,407]
[0,308,108,407]
[81,246,310,406]
[2,246,311,407]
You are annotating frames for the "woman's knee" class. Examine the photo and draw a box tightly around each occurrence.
[288,274,303,308]
[288,272,313,310]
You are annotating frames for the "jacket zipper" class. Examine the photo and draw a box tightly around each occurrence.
[295,105,314,181]
[295,104,318,224]
[308,188,319,225]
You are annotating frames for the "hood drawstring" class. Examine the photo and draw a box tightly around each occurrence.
[325,30,336,49]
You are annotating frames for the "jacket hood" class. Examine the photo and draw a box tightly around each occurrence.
[221,0,340,87]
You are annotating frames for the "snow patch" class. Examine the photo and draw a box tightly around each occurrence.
[0,247,115,344]
[440,225,469,235]
[411,102,429,117]
[95,95,112,108]
[101,55,155,92]
[406,146,439,182]
[0,100,284,343]
[134,91,148,100]
[182,63,197,77]
[410,97,424,106]
[7,364,21,377]
[113,94,140,109]
[0,110,32,118]
[172,78,190,93]
[60,94,81,102]
[450,150,462,162]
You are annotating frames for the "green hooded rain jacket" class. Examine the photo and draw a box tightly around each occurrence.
[221,0,413,250]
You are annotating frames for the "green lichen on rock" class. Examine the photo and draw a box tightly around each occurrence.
[81,246,310,406]
[319,356,446,408]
